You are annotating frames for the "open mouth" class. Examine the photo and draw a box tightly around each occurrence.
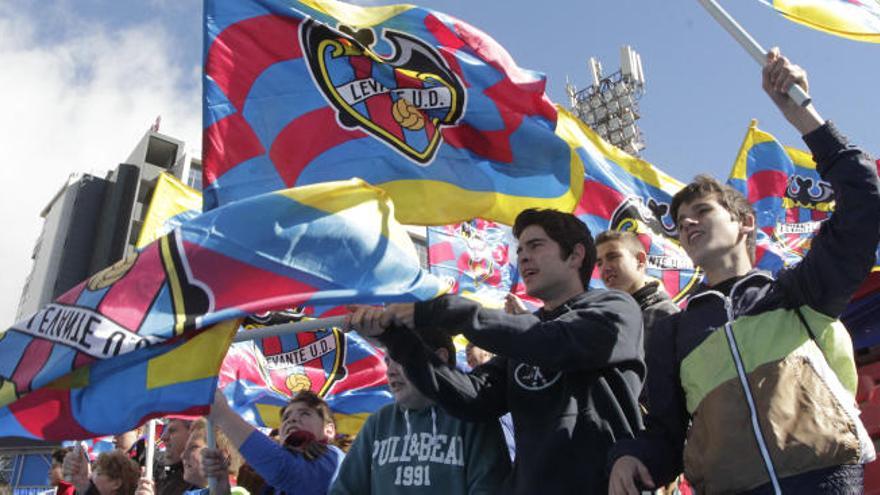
[521,268,538,279]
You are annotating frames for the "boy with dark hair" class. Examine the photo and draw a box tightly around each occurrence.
[595,230,679,342]
[608,49,879,495]
[347,208,644,494]
[330,326,510,494]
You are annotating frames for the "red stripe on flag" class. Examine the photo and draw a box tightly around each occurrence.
[661,269,680,301]
[12,339,54,394]
[451,17,556,122]
[183,243,319,314]
[332,356,387,393]
[428,241,456,265]
[10,388,97,439]
[56,282,85,305]
[99,243,167,333]
[423,14,465,80]
[206,15,304,111]
[203,113,267,186]
[73,353,96,369]
[575,179,625,219]
[745,170,788,204]
[262,337,282,356]
[269,107,366,187]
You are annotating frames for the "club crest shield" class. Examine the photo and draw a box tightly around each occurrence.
[302,19,465,164]
[772,174,834,262]
[249,311,347,399]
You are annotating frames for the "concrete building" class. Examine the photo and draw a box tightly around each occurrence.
[16,129,201,322]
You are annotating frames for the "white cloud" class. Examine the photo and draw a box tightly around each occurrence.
[0,6,201,324]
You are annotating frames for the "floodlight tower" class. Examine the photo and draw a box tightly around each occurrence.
[566,45,647,156]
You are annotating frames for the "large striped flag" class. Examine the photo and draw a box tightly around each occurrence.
[203,0,584,224]
[560,108,700,302]
[136,172,394,438]
[726,120,880,346]
[760,0,880,43]
[0,180,444,439]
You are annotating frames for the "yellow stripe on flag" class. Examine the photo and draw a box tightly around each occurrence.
[146,320,238,389]
[299,0,414,29]
[137,173,201,248]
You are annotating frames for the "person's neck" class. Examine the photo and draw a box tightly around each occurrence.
[541,285,585,312]
[702,253,752,287]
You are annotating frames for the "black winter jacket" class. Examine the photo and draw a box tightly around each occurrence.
[378,289,644,494]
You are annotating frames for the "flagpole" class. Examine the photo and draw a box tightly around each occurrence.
[695,0,811,106]
[231,316,348,342]
[144,420,156,482]
[207,418,217,495]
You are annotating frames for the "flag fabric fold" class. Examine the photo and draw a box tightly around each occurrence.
[0,179,443,439]
[765,0,880,43]
[203,0,583,225]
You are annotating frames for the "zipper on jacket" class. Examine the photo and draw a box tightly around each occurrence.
[721,291,782,495]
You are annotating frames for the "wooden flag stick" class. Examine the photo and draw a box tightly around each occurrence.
[696,0,811,106]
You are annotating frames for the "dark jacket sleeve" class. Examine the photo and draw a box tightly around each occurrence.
[777,122,880,317]
[378,325,510,422]
[608,314,688,486]
[413,291,643,372]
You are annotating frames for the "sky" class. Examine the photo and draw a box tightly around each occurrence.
[0,0,877,324]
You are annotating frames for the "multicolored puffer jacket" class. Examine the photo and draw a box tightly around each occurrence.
[609,122,880,494]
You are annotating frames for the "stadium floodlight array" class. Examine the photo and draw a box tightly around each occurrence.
[565,45,647,156]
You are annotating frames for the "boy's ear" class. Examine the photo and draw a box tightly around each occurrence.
[568,243,586,268]
[635,250,648,271]
[740,213,756,233]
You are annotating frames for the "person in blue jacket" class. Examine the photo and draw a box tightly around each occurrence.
[208,389,344,495]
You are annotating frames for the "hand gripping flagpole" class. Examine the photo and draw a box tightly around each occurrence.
[695,0,811,106]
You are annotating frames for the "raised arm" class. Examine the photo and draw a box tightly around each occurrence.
[764,49,880,317]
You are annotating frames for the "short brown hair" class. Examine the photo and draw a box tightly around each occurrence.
[513,208,595,288]
[94,450,139,495]
[670,175,756,261]
[595,231,646,258]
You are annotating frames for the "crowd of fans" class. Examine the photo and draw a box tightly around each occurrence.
[40,51,880,495]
